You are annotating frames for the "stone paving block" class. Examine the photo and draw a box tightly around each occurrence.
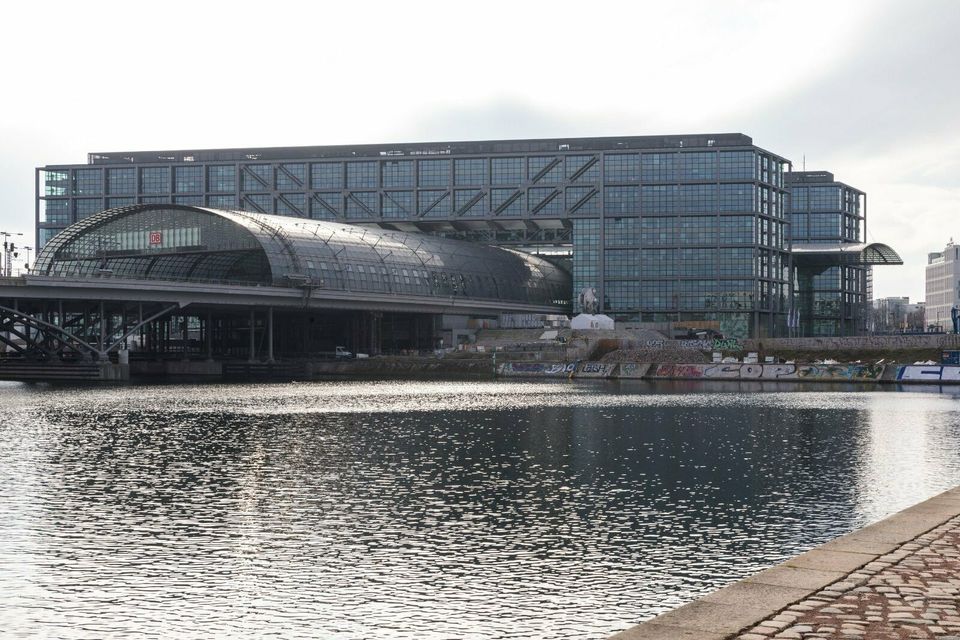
[609,490,960,640]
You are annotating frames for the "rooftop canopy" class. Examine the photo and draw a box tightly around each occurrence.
[34,205,571,308]
[790,242,904,266]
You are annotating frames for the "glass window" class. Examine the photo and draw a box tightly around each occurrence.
[455,189,485,216]
[108,168,136,195]
[418,159,450,187]
[277,164,306,190]
[174,166,203,193]
[174,195,203,206]
[640,280,676,310]
[345,192,377,218]
[242,165,272,191]
[604,186,639,214]
[719,183,754,212]
[73,169,103,196]
[277,193,306,215]
[641,250,676,278]
[346,162,377,189]
[641,217,676,245]
[107,197,136,208]
[718,216,755,244]
[678,184,716,213]
[491,158,523,185]
[642,185,677,213]
[679,152,717,181]
[140,167,170,194]
[529,187,561,215]
[43,199,71,224]
[383,191,414,218]
[312,162,343,189]
[207,166,235,192]
[207,195,236,208]
[243,194,273,213]
[529,156,562,183]
[382,161,414,188]
[642,153,677,182]
[604,280,640,310]
[454,159,487,186]
[604,217,641,247]
[44,170,69,196]
[566,155,599,182]
[719,151,755,180]
[75,198,103,220]
[678,216,717,244]
[566,187,599,215]
[312,192,341,218]
[678,248,717,277]
[418,190,450,217]
[603,154,640,183]
[490,188,523,215]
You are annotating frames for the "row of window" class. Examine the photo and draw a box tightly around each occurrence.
[602,280,763,311]
[42,182,779,223]
[45,151,785,197]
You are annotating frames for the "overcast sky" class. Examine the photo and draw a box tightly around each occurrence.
[1,0,956,300]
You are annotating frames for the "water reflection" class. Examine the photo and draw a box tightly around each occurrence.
[0,380,959,638]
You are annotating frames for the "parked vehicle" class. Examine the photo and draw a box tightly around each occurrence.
[318,346,353,359]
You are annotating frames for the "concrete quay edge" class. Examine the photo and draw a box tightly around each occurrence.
[608,485,960,640]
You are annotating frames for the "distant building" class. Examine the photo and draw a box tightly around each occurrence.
[926,241,960,330]
[872,296,925,333]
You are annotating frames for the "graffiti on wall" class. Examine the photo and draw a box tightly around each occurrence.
[653,363,885,380]
[576,362,616,378]
[499,362,576,377]
[713,338,742,351]
[677,340,714,350]
[896,365,960,382]
[617,363,651,378]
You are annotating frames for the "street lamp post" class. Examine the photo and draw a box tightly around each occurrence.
[1,232,24,277]
[22,246,33,274]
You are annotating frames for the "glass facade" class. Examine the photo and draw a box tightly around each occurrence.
[33,205,569,307]
[37,134,795,337]
[787,171,869,336]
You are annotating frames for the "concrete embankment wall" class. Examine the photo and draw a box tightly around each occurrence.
[496,360,960,384]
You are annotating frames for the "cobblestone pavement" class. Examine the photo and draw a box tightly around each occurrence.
[735,515,960,639]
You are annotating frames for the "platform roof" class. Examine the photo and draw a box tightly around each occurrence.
[34,205,570,309]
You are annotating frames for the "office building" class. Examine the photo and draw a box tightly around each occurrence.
[926,242,960,331]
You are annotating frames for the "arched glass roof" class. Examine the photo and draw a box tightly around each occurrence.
[790,242,903,266]
[34,205,571,307]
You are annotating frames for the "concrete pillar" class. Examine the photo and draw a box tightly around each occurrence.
[248,309,256,363]
[266,307,274,363]
[98,300,107,361]
[181,314,189,361]
[206,312,214,361]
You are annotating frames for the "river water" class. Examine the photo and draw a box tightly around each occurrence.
[1,379,959,639]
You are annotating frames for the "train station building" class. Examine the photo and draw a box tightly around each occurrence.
[35,134,902,338]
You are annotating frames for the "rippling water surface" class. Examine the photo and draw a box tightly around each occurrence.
[1,379,960,639]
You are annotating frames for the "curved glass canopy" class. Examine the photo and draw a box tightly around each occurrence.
[790,242,903,266]
[34,205,571,307]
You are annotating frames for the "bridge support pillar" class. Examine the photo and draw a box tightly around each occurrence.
[98,300,108,362]
[181,314,189,361]
[248,308,256,363]
[266,307,274,363]
[206,312,214,362]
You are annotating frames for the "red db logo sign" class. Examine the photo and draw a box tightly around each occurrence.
[149,231,162,245]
